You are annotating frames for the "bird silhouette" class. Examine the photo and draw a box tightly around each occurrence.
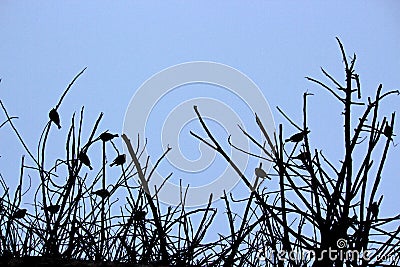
[78,151,93,170]
[110,154,126,167]
[99,131,119,142]
[369,202,379,221]
[285,130,310,143]
[49,108,61,129]
[133,210,147,221]
[92,189,110,199]
[42,204,60,215]
[255,167,269,179]
[12,208,27,219]
[383,124,393,138]
[293,151,311,162]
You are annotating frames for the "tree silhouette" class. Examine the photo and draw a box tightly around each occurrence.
[191,38,400,266]
[0,38,398,267]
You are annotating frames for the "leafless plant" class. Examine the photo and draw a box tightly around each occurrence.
[0,70,218,266]
[191,38,399,267]
[1,38,398,267]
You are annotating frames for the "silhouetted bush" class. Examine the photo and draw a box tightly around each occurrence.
[1,39,399,267]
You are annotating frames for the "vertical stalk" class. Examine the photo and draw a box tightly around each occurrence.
[343,68,353,218]
[100,140,106,260]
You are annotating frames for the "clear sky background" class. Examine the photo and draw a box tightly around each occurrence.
[1,1,399,243]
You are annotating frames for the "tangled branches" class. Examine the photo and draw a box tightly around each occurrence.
[0,38,399,267]
[191,38,400,267]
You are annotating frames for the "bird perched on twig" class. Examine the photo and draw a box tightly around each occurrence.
[92,189,110,199]
[110,154,126,167]
[78,151,93,170]
[99,131,119,142]
[133,210,147,221]
[255,167,269,179]
[42,204,60,215]
[369,202,379,221]
[49,108,61,129]
[383,124,393,139]
[285,130,310,143]
[12,208,27,219]
[293,151,311,162]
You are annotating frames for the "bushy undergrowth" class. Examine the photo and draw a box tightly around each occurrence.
[1,39,399,267]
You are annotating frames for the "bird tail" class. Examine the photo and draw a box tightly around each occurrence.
[285,138,290,142]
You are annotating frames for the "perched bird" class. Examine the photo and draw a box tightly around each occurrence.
[110,154,126,167]
[133,210,147,221]
[285,130,310,143]
[255,167,269,179]
[92,189,110,199]
[42,204,60,215]
[99,131,119,142]
[78,151,93,170]
[383,124,393,138]
[369,202,379,221]
[293,151,311,162]
[12,208,27,219]
[49,108,61,129]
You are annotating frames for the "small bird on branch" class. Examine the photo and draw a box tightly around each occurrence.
[293,151,311,162]
[99,131,119,142]
[78,151,93,170]
[133,210,147,221]
[110,154,126,167]
[42,204,60,215]
[49,108,61,129]
[12,208,27,219]
[92,189,110,199]
[285,130,310,143]
[255,167,269,179]
[368,202,379,221]
[383,124,393,139]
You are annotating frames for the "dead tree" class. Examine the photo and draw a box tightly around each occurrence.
[192,38,400,267]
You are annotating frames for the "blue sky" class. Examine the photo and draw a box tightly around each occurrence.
[1,1,399,242]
